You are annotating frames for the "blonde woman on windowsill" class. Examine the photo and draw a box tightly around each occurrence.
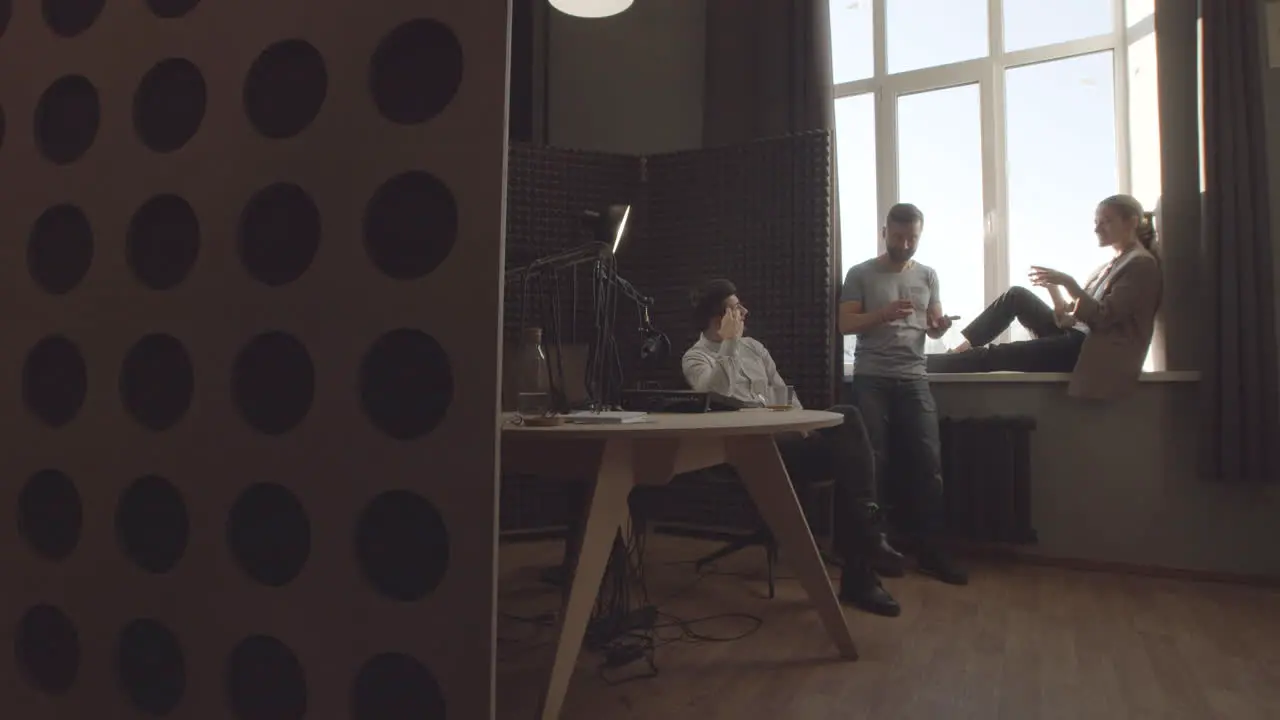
[925,194,1163,400]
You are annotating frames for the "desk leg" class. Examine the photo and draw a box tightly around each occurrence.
[726,435,859,660]
[539,439,635,720]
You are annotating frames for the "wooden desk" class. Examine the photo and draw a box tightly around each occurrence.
[502,410,859,720]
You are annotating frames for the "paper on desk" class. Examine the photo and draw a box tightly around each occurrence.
[564,411,651,424]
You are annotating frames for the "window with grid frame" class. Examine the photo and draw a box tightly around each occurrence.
[831,0,1189,373]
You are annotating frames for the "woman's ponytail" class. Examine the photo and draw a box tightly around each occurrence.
[1138,211,1159,259]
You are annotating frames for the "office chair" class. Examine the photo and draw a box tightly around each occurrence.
[686,471,841,599]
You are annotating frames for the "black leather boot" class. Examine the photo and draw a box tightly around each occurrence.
[870,533,906,577]
[839,562,901,617]
[919,546,969,586]
[856,503,906,577]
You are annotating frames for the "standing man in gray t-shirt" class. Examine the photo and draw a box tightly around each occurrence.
[838,203,967,586]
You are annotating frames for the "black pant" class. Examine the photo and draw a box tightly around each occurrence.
[847,376,946,542]
[776,405,877,564]
[926,286,1085,373]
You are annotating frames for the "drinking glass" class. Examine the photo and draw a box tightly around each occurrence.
[899,285,923,326]
[767,385,796,410]
[517,391,552,420]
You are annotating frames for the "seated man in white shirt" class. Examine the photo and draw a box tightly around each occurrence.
[681,278,905,617]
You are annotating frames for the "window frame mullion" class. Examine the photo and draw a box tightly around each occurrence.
[985,0,1010,342]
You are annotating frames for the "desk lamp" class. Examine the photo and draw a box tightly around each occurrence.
[585,205,670,364]
[585,204,631,254]
[506,203,665,412]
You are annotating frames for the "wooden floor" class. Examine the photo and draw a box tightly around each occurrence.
[496,535,1280,720]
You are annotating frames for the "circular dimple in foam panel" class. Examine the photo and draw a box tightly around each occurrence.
[28,204,93,295]
[352,652,446,719]
[18,469,82,561]
[243,40,328,140]
[146,0,200,19]
[115,475,189,574]
[238,183,321,287]
[22,336,87,428]
[119,334,195,431]
[127,194,201,290]
[16,605,79,696]
[134,58,208,153]
[369,19,464,125]
[231,332,315,435]
[226,635,308,720]
[359,329,454,440]
[226,483,311,587]
[41,0,103,38]
[355,489,450,602]
[34,75,99,165]
[362,170,458,280]
[116,618,186,715]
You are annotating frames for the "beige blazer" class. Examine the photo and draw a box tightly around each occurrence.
[1068,247,1163,400]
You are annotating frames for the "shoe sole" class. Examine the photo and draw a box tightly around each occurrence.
[918,566,969,586]
[854,602,901,618]
[840,594,902,618]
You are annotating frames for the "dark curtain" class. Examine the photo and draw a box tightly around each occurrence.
[1199,0,1280,482]
[702,0,835,146]
[508,0,547,143]
[1151,0,1202,372]
[703,0,841,396]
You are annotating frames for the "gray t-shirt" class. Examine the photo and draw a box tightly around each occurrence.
[841,258,940,379]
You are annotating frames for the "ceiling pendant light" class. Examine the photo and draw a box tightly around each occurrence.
[548,0,634,19]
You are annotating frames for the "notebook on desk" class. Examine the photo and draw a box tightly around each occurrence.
[619,389,745,413]
[563,411,650,425]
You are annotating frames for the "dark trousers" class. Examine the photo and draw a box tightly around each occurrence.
[776,405,876,564]
[926,286,1085,374]
[847,375,945,542]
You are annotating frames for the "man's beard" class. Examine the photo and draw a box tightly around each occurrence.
[887,245,916,263]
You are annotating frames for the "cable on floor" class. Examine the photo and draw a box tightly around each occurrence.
[498,532,775,684]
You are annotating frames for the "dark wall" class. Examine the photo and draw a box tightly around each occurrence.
[546,0,706,154]
[509,0,547,143]
[1260,1,1280,377]
[509,0,535,141]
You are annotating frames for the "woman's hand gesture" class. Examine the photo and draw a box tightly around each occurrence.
[1029,266,1082,297]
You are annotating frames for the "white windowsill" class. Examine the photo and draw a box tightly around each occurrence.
[841,365,1200,384]
[926,370,1200,384]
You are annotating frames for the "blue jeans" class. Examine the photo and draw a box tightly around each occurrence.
[846,374,946,542]
[776,405,878,563]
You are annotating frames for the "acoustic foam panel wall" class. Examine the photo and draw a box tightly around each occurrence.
[1,1,508,718]
[503,142,643,335]
[640,131,835,408]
